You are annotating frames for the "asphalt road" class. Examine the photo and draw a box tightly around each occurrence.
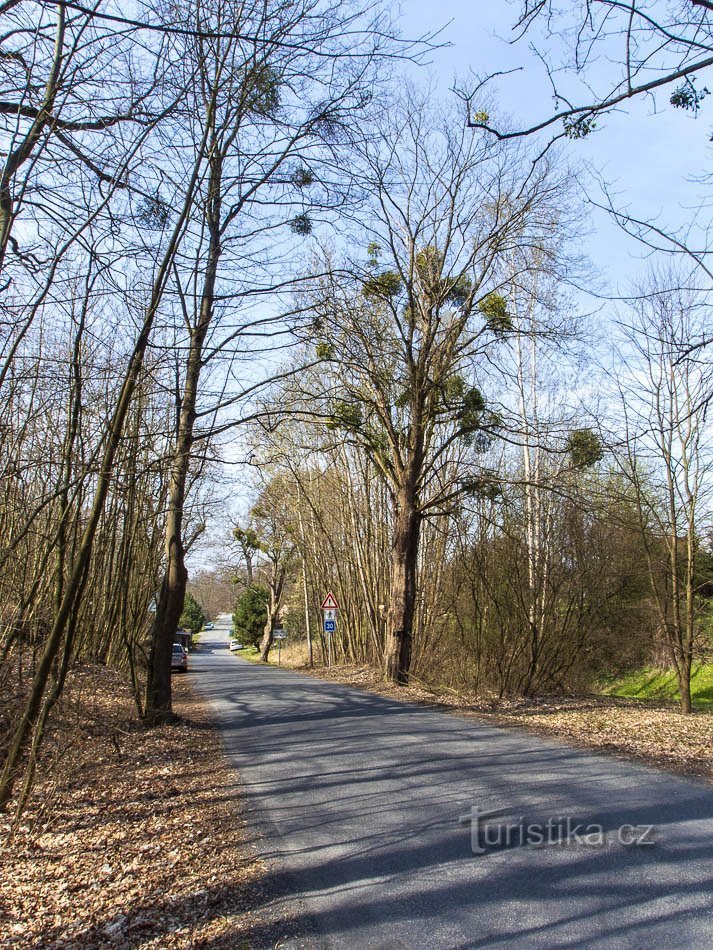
[193,620,713,948]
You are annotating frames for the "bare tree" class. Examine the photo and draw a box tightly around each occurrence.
[301,93,577,682]
[612,272,713,712]
[142,0,412,721]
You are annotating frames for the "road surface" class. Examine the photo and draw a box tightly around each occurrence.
[193,620,713,948]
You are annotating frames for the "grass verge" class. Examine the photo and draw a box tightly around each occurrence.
[600,665,713,710]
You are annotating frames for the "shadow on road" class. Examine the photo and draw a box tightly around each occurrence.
[190,644,713,947]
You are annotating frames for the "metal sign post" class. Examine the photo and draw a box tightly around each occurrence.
[273,628,287,666]
[320,593,340,668]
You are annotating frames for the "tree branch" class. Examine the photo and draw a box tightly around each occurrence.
[0,100,153,131]
[467,51,713,139]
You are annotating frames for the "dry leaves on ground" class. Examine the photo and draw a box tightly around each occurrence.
[0,667,290,949]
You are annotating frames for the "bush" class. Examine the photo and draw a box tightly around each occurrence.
[180,593,206,634]
[233,585,269,646]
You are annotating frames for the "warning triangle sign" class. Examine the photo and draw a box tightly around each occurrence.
[320,592,340,610]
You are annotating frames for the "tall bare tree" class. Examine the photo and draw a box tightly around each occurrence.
[613,273,713,712]
[301,94,577,682]
[143,0,412,721]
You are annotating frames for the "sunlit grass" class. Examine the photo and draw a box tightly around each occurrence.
[601,665,713,710]
[229,640,309,667]
[226,642,261,662]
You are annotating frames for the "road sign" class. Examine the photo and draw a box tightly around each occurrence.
[273,629,287,640]
[324,619,336,633]
[320,592,340,610]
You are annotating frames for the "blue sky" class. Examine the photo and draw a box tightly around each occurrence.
[400,1,713,294]
[189,1,713,570]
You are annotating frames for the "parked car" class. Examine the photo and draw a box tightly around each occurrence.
[204,622,214,630]
[229,639,244,651]
[171,643,188,673]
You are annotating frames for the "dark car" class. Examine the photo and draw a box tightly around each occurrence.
[171,643,188,673]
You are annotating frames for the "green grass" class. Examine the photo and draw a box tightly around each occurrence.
[231,643,298,668]
[600,664,713,710]
[223,630,260,661]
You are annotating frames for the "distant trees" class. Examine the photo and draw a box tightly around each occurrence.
[245,481,299,662]
[188,569,235,618]
[230,476,302,660]
[232,436,390,666]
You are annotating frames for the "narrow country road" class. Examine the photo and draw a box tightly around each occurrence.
[192,620,713,948]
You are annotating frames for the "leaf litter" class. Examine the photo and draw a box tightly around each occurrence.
[0,666,303,948]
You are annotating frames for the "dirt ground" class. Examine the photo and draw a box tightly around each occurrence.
[0,667,298,949]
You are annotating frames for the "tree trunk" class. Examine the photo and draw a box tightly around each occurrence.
[302,559,313,668]
[259,593,277,662]
[259,615,275,663]
[678,654,693,715]
[144,502,188,723]
[143,148,222,723]
[259,561,286,662]
[383,495,421,684]
[296,493,313,667]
